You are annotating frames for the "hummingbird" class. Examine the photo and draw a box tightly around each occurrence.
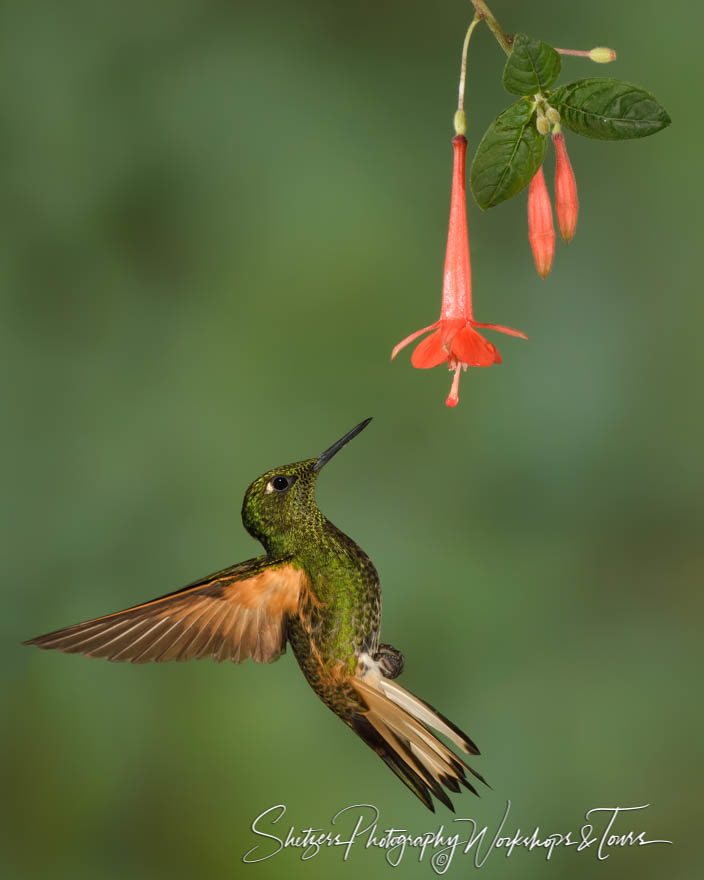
[24,419,486,811]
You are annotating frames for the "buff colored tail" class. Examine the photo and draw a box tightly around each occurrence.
[349,670,487,811]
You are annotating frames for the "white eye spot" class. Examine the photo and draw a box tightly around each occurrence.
[264,475,294,495]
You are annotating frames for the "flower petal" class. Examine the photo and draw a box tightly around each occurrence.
[451,325,500,367]
[439,317,465,351]
[472,321,529,340]
[391,322,440,360]
[411,329,449,369]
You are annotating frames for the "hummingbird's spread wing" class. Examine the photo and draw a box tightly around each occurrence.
[24,557,307,664]
[349,671,487,812]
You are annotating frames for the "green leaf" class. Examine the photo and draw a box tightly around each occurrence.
[470,99,547,210]
[502,33,561,95]
[549,78,671,140]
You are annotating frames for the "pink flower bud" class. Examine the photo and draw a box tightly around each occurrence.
[553,131,579,243]
[554,46,617,63]
[527,166,555,279]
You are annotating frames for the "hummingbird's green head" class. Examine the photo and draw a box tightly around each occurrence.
[241,419,372,555]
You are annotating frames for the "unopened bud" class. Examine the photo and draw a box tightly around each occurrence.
[536,114,550,136]
[454,109,467,136]
[589,46,616,63]
[553,132,579,243]
[527,165,555,279]
[546,106,561,124]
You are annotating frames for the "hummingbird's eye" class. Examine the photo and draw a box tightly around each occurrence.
[267,475,292,494]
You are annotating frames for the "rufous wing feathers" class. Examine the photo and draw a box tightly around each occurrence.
[23,557,306,664]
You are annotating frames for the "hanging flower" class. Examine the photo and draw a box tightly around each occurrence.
[527,165,555,279]
[553,130,579,243]
[392,134,527,408]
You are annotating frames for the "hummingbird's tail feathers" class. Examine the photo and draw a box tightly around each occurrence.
[350,675,487,812]
[350,714,441,812]
[23,557,306,665]
[376,677,481,756]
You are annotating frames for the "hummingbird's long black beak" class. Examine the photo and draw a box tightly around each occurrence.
[314,418,372,471]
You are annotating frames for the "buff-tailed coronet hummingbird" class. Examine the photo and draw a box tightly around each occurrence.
[24,419,486,811]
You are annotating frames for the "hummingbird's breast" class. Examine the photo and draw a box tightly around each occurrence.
[286,522,381,714]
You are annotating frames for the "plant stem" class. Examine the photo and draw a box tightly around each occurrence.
[470,0,512,56]
[553,48,591,57]
[458,15,481,111]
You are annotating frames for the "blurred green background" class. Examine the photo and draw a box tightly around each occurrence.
[2,0,701,877]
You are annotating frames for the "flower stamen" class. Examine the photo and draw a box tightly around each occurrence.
[446,363,462,408]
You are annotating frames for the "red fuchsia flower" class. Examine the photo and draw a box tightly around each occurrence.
[392,134,527,408]
[527,165,555,279]
[552,130,579,243]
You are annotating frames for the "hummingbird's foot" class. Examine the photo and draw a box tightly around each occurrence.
[373,643,405,680]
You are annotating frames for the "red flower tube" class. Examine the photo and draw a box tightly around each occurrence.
[553,131,579,243]
[527,165,555,279]
[392,135,527,408]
